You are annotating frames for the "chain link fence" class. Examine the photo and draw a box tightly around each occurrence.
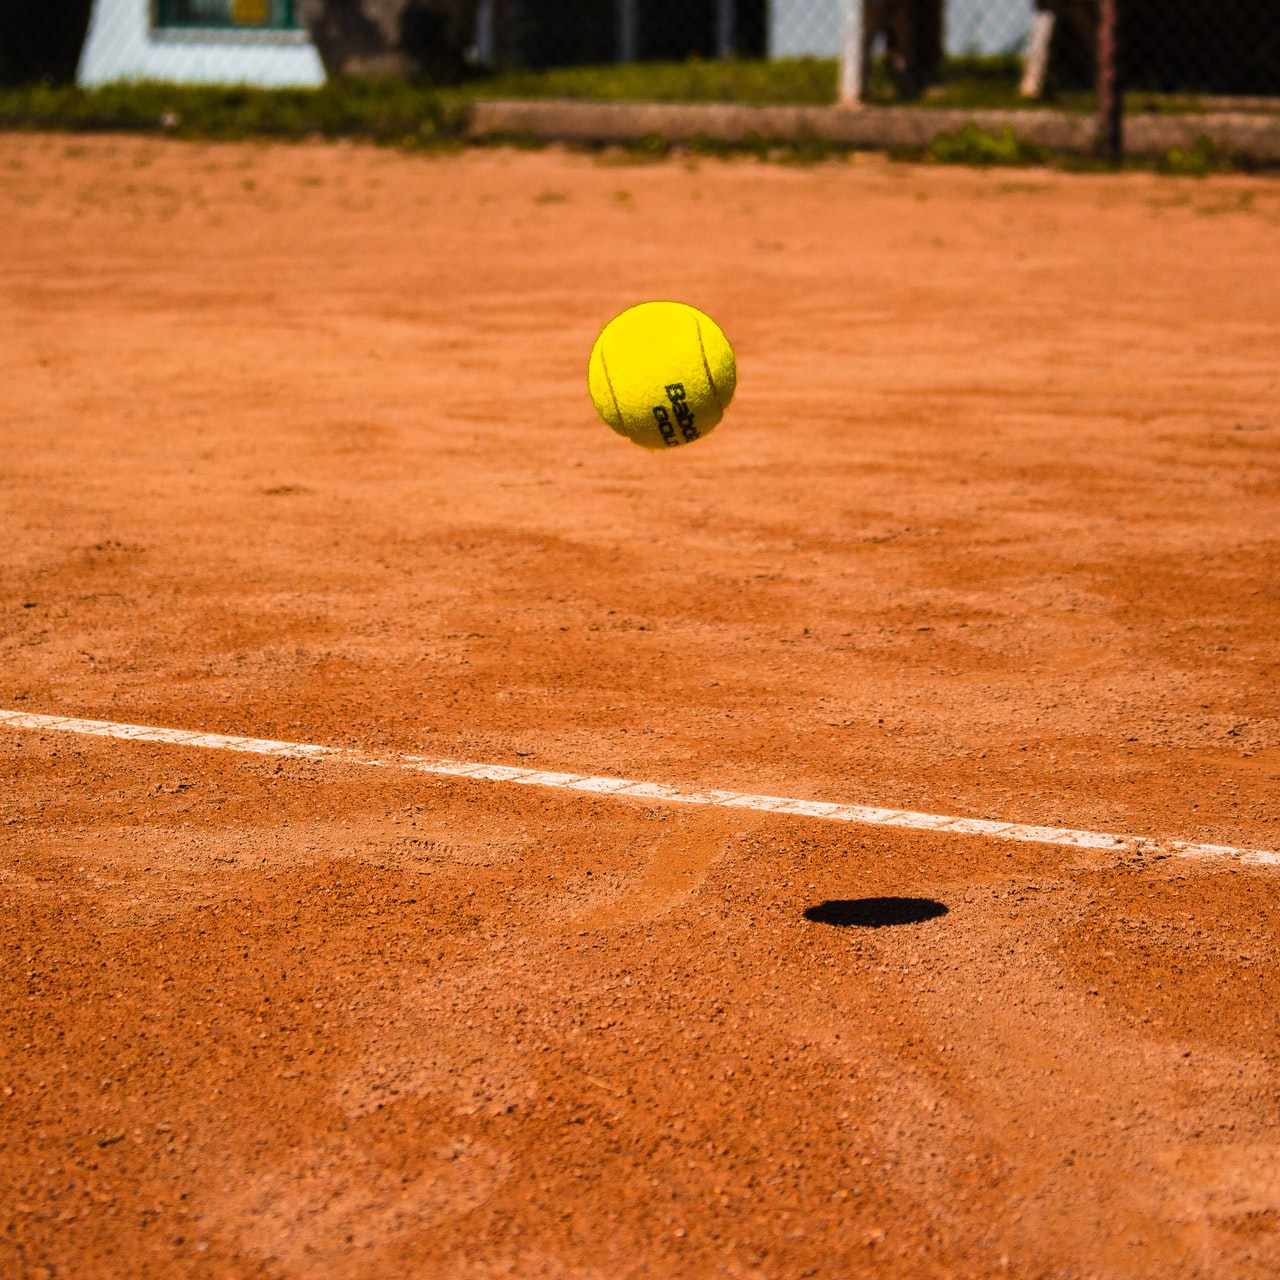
[472,2,1037,75]
[1123,1,1280,102]
[490,1,1278,104]
[6,1,1278,102]
[2,2,1277,145]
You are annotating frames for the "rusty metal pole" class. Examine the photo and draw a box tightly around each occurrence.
[1097,0,1123,162]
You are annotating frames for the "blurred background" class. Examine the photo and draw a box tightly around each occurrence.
[1,2,1277,122]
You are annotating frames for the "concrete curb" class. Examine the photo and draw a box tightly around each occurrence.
[469,99,1280,163]
[1126,112,1280,161]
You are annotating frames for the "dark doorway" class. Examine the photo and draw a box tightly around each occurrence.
[0,0,94,85]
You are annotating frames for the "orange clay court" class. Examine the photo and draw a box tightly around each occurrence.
[1,134,1278,1279]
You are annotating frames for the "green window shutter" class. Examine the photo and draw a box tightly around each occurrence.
[155,0,301,29]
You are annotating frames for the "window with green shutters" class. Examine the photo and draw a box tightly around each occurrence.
[154,0,301,29]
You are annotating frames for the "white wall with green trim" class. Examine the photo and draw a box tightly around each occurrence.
[78,0,325,87]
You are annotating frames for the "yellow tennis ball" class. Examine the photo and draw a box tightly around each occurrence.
[587,301,736,450]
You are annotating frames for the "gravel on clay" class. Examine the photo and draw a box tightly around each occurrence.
[2,134,1278,1279]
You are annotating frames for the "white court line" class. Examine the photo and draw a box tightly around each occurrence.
[2,707,1276,867]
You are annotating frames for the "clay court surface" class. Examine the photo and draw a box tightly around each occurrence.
[2,133,1279,1279]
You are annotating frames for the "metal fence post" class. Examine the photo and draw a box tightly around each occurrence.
[838,0,866,106]
[472,0,495,67]
[716,0,736,59]
[1097,0,1123,161]
[617,0,638,62]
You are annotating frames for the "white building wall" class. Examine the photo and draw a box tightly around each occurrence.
[947,0,1033,54]
[78,0,326,87]
[768,0,845,59]
[768,0,1034,59]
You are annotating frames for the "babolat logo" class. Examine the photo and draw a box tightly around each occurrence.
[651,382,699,447]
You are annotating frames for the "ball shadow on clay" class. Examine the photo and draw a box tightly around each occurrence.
[804,897,949,928]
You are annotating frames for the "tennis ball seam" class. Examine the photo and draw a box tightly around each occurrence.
[598,344,624,428]
[694,316,723,412]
